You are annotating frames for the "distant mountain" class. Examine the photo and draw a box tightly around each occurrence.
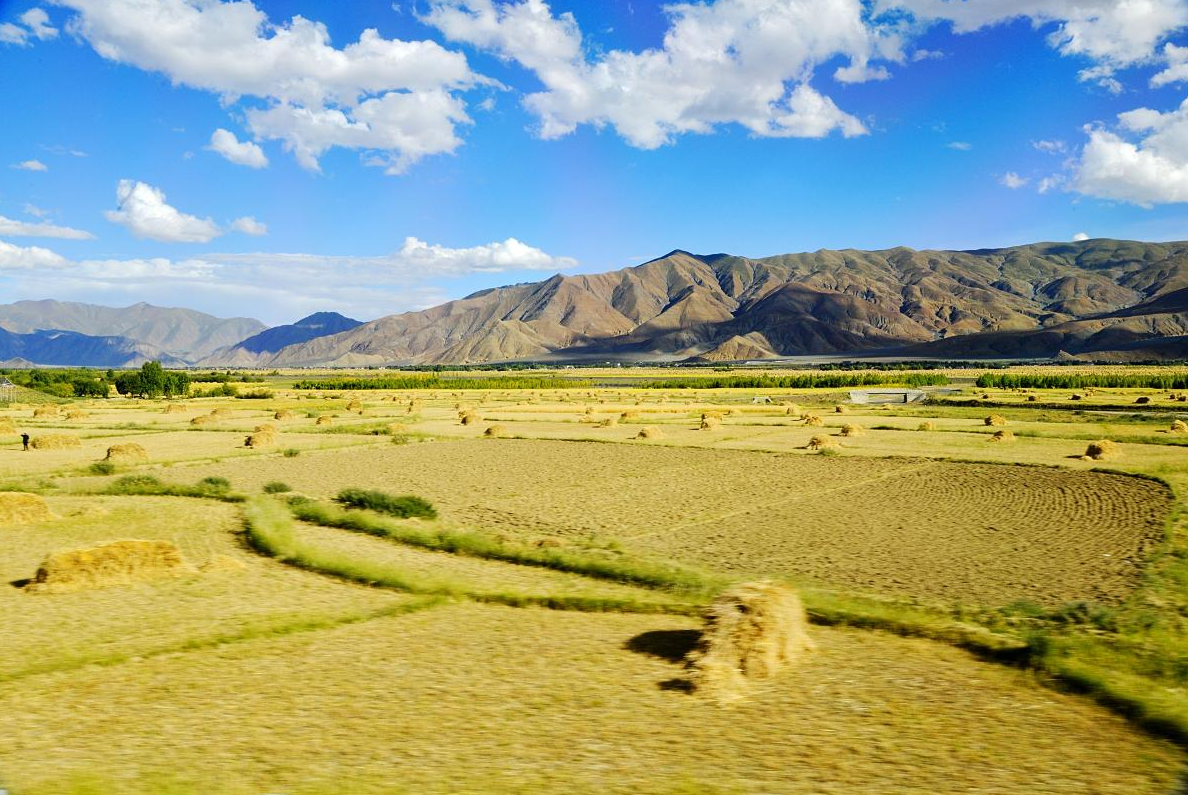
[198,312,363,366]
[0,328,186,367]
[263,239,1188,365]
[0,300,265,359]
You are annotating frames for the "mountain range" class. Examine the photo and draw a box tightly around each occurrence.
[2,239,1187,367]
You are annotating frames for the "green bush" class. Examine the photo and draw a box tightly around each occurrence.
[88,461,116,476]
[112,474,162,490]
[282,448,300,458]
[334,488,437,519]
[198,476,231,493]
[263,481,292,494]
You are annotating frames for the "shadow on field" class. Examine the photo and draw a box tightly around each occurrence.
[8,578,30,589]
[625,629,702,692]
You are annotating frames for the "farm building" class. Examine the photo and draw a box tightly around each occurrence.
[848,389,928,405]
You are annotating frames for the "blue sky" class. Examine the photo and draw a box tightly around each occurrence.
[3,0,1188,325]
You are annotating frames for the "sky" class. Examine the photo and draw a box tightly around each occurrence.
[3,0,1188,325]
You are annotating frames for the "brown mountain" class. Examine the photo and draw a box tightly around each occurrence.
[266,239,1188,365]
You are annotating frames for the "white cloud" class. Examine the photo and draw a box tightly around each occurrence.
[11,159,47,171]
[104,179,223,243]
[1152,41,1188,85]
[206,128,268,168]
[0,22,28,45]
[23,203,49,218]
[1000,171,1029,189]
[1073,231,1090,241]
[1033,139,1067,153]
[230,216,267,236]
[0,215,93,239]
[55,0,482,173]
[1037,174,1065,193]
[0,239,68,269]
[946,141,972,150]
[423,0,878,149]
[1,7,57,45]
[910,48,943,61]
[1071,98,1188,205]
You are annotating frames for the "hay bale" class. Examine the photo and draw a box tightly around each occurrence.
[685,581,814,702]
[0,492,52,524]
[1070,393,1084,401]
[1171,419,1188,434]
[989,430,1015,443]
[483,424,510,438]
[33,405,60,418]
[701,410,725,421]
[460,411,481,425]
[1135,396,1151,404]
[833,404,847,414]
[30,433,80,450]
[1027,395,1038,402]
[620,409,640,421]
[25,539,194,593]
[917,421,936,431]
[200,555,247,574]
[803,413,823,427]
[245,428,277,448]
[346,399,363,411]
[315,415,333,426]
[0,418,15,434]
[164,403,187,414]
[210,408,231,417]
[253,423,277,434]
[190,414,216,426]
[598,417,619,428]
[636,425,664,440]
[699,416,721,431]
[806,434,836,450]
[104,443,148,462]
[984,415,1007,427]
[784,405,801,417]
[65,409,87,420]
[1084,440,1117,460]
[839,423,863,437]
[274,409,295,420]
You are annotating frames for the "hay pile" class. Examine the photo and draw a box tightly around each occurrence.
[918,421,936,431]
[346,399,363,411]
[211,408,231,417]
[0,417,16,434]
[65,409,87,420]
[636,425,664,440]
[33,405,60,418]
[274,409,295,420]
[1084,440,1117,460]
[699,416,721,431]
[833,405,847,414]
[164,404,187,414]
[0,491,53,524]
[803,413,823,427]
[685,581,815,702]
[701,410,725,421]
[620,409,640,421]
[784,404,800,417]
[190,413,217,426]
[30,433,80,450]
[1027,395,1038,402]
[1136,396,1151,404]
[984,415,1007,427]
[806,434,836,450]
[839,424,863,437]
[483,424,510,438]
[104,443,149,462]
[1170,419,1187,434]
[989,430,1015,443]
[315,415,333,426]
[245,426,278,448]
[24,539,194,593]
[459,411,481,425]
[598,416,619,428]
[1070,393,1084,401]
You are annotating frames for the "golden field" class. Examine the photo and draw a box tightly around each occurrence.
[1,365,1187,793]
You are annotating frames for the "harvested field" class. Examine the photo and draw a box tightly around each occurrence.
[0,603,1177,795]
[175,439,1172,605]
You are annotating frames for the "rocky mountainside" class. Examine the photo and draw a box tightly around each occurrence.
[198,312,363,367]
[0,328,185,367]
[264,239,1188,365]
[0,300,265,359]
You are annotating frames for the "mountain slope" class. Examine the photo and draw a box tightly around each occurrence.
[198,312,363,366]
[0,328,185,367]
[260,239,1188,365]
[0,300,265,359]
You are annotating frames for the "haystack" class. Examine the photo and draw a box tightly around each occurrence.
[0,491,53,524]
[0,418,16,434]
[274,409,295,420]
[104,443,149,462]
[1084,440,1117,460]
[24,539,194,593]
[918,421,936,431]
[253,423,277,434]
[211,408,231,417]
[65,409,87,420]
[1170,419,1187,434]
[636,425,664,440]
[989,430,1015,443]
[315,415,333,426]
[803,413,824,427]
[483,424,510,438]
[984,415,1007,427]
[702,410,725,421]
[1136,397,1151,405]
[33,405,60,418]
[685,581,814,702]
[190,414,217,426]
[620,410,640,421]
[460,411,481,426]
[30,433,80,450]
[245,427,278,448]
[839,424,863,437]
[784,405,801,417]
[346,399,363,411]
[806,434,836,450]
[164,404,187,414]
[1027,395,1038,402]
[833,405,847,414]
[699,416,721,431]
[598,417,619,428]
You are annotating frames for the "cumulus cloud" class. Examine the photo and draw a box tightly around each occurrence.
[1068,98,1188,205]
[1033,139,1068,153]
[54,0,481,173]
[11,159,47,171]
[1073,231,1090,241]
[423,0,878,148]
[1,7,58,45]
[230,216,267,236]
[207,128,268,168]
[0,236,576,323]
[1000,171,1029,189]
[104,180,223,243]
[0,215,93,239]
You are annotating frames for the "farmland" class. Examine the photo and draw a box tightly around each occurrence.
[1,364,1188,793]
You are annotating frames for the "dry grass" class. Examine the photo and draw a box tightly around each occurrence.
[1171,419,1187,434]
[636,426,664,440]
[483,424,510,438]
[918,421,936,431]
[803,413,823,427]
[1085,440,1118,460]
[30,433,80,450]
[686,581,815,702]
[190,414,217,426]
[0,492,53,524]
[164,404,187,414]
[0,417,15,434]
[315,415,333,426]
[599,417,619,428]
[989,430,1016,443]
[104,443,149,462]
[24,539,195,594]
[459,411,480,426]
[64,409,87,421]
[699,416,720,431]
[839,424,863,437]
[33,405,60,418]
[274,409,295,420]
[807,434,836,450]
[985,415,1007,427]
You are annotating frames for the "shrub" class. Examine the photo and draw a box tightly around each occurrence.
[88,461,117,476]
[263,481,292,494]
[334,488,437,519]
[112,474,163,490]
[282,448,300,458]
[198,476,231,493]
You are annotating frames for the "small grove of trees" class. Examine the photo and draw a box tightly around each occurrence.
[1,368,112,398]
[976,372,1188,390]
[113,361,191,398]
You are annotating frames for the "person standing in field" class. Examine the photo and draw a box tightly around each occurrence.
[21,432,29,451]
